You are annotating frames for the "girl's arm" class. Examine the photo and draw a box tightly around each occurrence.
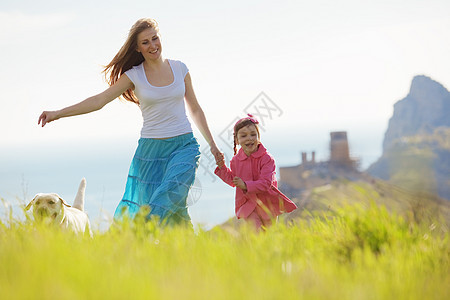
[244,155,276,194]
[214,160,235,187]
[38,75,134,127]
[184,73,222,163]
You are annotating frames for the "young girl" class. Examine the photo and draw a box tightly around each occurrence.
[215,114,297,229]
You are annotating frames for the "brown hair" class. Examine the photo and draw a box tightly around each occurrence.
[103,18,159,104]
[233,119,260,155]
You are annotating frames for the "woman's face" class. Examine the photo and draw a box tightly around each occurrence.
[136,27,162,61]
[236,124,260,156]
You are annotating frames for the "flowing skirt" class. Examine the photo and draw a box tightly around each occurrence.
[113,133,200,225]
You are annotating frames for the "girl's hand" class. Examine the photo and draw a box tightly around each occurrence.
[210,144,224,164]
[215,151,225,169]
[216,158,225,169]
[38,111,60,127]
[233,177,247,192]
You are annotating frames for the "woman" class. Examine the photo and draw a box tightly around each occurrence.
[38,18,222,225]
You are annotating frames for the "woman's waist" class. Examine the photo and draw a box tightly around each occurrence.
[151,132,192,140]
[140,122,193,139]
[140,131,194,141]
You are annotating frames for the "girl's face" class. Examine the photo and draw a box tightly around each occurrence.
[236,124,260,156]
[136,27,162,61]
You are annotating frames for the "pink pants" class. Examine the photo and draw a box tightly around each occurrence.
[245,206,277,230]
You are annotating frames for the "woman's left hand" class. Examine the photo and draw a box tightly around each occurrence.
[210,144,223,164]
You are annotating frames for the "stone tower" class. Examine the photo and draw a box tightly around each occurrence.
[278,130,360,198]
[329,131,352,167]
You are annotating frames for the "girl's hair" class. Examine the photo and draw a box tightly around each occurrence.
[233,117,260,155]
[103,18,159,104]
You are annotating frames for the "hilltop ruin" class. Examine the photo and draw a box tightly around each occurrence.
[279,131,361,198]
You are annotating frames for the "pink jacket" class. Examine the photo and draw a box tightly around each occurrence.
[215,144,297,219]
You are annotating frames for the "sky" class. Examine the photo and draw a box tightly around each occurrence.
[1,0,450,227]
[1,0,449,148]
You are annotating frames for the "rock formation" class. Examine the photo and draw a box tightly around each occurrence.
[368,75,450,200]
[383,75,450,151]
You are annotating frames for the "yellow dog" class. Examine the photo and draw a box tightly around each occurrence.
[25,178,92,236]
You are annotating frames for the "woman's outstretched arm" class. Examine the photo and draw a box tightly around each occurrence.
[38,75,134,127]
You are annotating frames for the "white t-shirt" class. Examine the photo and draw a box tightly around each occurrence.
[124,59,193,138]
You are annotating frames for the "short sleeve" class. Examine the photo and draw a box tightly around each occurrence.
[179,61,189,78]
[124,65,139,86]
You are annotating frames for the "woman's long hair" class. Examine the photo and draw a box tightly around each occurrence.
[103,18,159,104]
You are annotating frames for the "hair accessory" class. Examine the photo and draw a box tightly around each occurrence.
[234,114,259,127]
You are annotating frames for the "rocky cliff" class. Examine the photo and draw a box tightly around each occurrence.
[368,75,450,200]
[383,75,450,151]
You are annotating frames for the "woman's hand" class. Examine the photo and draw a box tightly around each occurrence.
[216,154,225,169]
[210,144,224,165]
[38,111,60,127]
[233,177,247,192]
[38,74,133,128]
[216,151,225,169]
[217,160,225,169]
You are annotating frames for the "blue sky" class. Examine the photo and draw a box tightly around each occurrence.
[1,0,450,227]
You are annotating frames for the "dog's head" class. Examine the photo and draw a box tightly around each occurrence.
[25,193,71,224]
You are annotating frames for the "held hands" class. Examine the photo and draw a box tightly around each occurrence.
[38,111,59,127]
[213,149,246,191]
[233,177,247,192]
[215,151,225,169]
[210,144,225,169]
[216,159,225,169]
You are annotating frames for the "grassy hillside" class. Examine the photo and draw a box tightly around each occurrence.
[368,127,450,200]
[1,202,449,300]
[287,178,450,227]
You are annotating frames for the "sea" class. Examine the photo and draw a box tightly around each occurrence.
[0,128,383,230]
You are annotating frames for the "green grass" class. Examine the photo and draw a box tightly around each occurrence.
[292,179,450,227]
[1,203,449,300]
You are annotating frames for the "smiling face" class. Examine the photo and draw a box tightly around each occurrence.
[236,124,260,156]
[136,27,162,61]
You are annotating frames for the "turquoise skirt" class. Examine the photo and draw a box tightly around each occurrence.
[113,133,200,225]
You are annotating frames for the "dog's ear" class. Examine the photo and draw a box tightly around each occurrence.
[25,195,38,211]
[58,196,72,208]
